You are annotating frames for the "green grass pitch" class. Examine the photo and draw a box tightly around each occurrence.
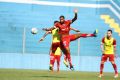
[0,69,119,80]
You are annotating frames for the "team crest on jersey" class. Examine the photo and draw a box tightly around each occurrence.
[63,24,66,26]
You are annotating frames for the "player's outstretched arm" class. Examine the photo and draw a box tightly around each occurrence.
[114,45,117,58]
[100,42,104,54]
[101,38,105,54]
[70,27,80,32]
[113,39,117,54]
[42,27,55,31]
[39,31,51,43]
[71,9,78,23]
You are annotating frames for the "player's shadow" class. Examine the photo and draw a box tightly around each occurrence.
[32,75,67,79]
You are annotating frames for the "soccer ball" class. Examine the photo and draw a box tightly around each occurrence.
[31,28,38,34]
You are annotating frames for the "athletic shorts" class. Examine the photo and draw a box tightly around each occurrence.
[50,53,61,63]
[51,42,60,53]
[61,35,76,48]
[101,54,115,62]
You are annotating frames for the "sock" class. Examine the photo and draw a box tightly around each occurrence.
[100,64,104,74]
[112,63,118,74]
[64,54,67,62]
[88,34,95,37]
[57,56,60,72]
[66,53,72,67]
[57,61,60,72]
[50,53,55,68]
[50,60,54,67]
[80,34,95,37]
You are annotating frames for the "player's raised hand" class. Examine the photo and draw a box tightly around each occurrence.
[74,8,78,13]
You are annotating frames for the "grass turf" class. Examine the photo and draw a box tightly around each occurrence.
[0,69,119,80]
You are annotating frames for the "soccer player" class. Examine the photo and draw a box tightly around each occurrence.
[99,29,118,78]
[39,21,61,72]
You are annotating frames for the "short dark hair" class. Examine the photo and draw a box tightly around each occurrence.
[54,21,59,24]
[107,29,112,33]
[59,15,65,19]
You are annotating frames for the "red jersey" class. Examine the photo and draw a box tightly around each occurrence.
[55,20,71,35]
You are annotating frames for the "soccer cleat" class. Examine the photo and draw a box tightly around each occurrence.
[63,60,69,68]
[93,29,98,37]
[70,65,74,71]
[49,64,53,71]
[114,74,118,78]
[98,74,103,78]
